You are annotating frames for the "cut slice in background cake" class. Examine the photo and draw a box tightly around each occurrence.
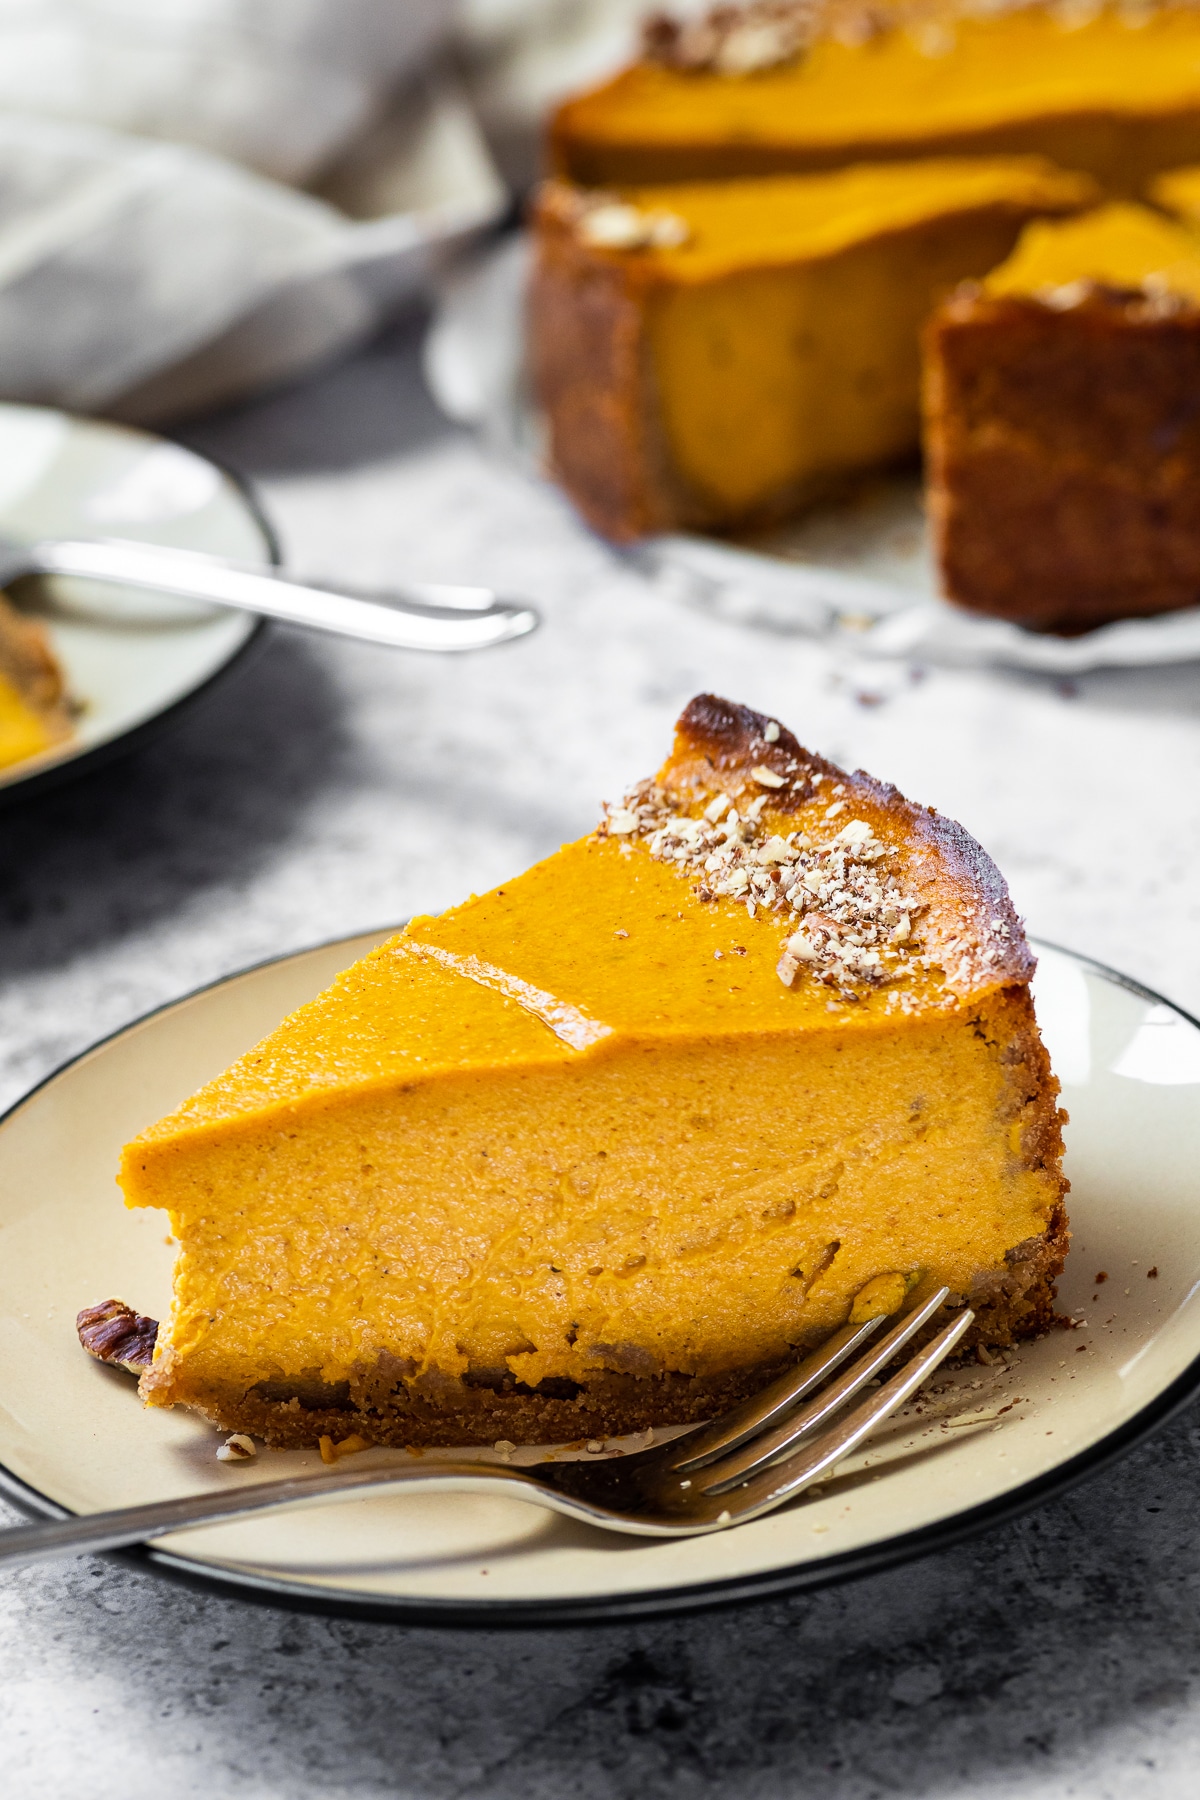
[551,0,1200,194]
[530,158,1096,540]
[924,201,1200,632]
[114,697,1068,1450]
[0,591,72,772]
[1149,163,1200,231]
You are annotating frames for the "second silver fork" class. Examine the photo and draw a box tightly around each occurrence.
[0,534,539,652]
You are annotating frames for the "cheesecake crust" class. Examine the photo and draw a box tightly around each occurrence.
[529,184,697,541]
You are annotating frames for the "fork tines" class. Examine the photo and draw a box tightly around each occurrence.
[649,1287,976,1527]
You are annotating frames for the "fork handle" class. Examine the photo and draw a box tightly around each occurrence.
[0,1462,541,1572]
[27,537,539,653]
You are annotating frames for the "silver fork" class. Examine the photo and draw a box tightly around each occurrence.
[0,534,539,653]
[0,1288,972,1570]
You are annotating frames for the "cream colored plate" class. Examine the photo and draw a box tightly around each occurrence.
[1,935,1198,1623]
[0,402,268,798]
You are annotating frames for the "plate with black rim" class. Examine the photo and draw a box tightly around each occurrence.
[0,401,272,804]
[0,931,1198,1625]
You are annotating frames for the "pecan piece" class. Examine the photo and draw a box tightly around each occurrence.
[76,1299,158,1375]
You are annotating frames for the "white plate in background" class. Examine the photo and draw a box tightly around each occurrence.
[0,402,271,801]
[0,935,1197,1624]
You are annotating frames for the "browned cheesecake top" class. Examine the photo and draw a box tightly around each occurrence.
[602,695,1033,1000]
[640,0,1196,75]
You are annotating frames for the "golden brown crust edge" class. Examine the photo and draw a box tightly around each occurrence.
[666,691,1036,991]
[528,184,698,542]
[923,283,1200,631]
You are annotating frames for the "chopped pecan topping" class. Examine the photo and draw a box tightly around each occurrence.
[1036,276,1200,319]
[541,181,691,251]
[599,780,924,996]
[642,1,818,73]
[77,1298,158,1374]
[639,0,1169,76]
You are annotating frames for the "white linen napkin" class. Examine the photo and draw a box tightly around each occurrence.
[0,112,359,412]
[0,0,655,420]
[0,0,515,419]
[0,0,447,185]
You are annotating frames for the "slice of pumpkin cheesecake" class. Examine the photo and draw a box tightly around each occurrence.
[118,697,1067,1449]
[0,591,72,773]
[923,202,1200,630]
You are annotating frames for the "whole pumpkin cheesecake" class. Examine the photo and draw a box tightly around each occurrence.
[531,158,1095,539]
[552,0,1200,195]
[118,697,1067,1449]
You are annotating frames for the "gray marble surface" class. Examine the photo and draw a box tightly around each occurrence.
[3,312,1200,1798]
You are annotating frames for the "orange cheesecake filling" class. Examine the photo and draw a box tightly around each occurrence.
[633,161,1095,517]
